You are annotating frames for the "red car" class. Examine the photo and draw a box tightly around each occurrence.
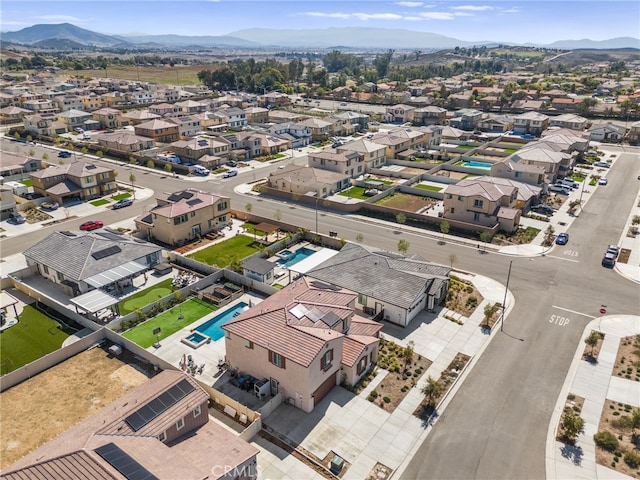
[79,220,104,231]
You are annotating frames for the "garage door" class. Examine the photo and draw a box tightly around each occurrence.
[312,373,336,406]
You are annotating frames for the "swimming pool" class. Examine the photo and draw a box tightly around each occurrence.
[181,331,209,349]
[195,302,249,341]
[460,161,492,170]
[277,247,315,267]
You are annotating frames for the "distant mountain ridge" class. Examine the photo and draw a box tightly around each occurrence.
[2,23,639,51]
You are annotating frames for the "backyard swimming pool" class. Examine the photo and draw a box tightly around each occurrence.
[195,302,249,341]
[460,161,492,170]
[277,247,316,267]
[181,331,209,349]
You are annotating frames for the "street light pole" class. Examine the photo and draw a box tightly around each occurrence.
[500,260,513,332]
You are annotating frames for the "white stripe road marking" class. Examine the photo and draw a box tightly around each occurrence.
[545,255,580,263]
[552,306,596,319]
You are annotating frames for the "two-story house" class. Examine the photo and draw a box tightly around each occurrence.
[134,119,180,144]
[549,113,589,131]
[336,138,387,171]
[297,117,333,141]
[54,94,85,112]
[30,163,117,205]
[175,99,208,115]
[92,107,122,130]
[443,177,521,233]
[56,108,94,132]
[223,276,383,412]
[478,115,514,133]
[120,109,160,126]
[307,151,365,178]
[0,185,16,221]
[134,188,231,246]
[217,107,247,128]
[244,106,270,124]
[384,104,415,124]
[269,122,312,148]
[413,106,447,126]
[512,111,550,136]
[0,152,43,177]
[448,108,483,131]
[95,132,155,154]
[333,111,369,132]
[23,112,67,136]
[172,136,231,164]
[588,123,626,143]
[490,159,546,187]
[628,120,640,145]
[149,102,182,117]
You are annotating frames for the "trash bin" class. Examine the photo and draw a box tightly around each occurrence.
[330,455,344,474]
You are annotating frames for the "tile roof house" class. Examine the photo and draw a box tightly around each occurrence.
[336,138,387,171]
[2,370,259,480]
[23,230,162,297]
[468,175,543,210]
[508,142,572,181]
[588,123,625,143]
[223,276,383,412]
[298,117,333,141]
[0,152,42,176]
[369,127,431,159]
[306,243,451,327]
[384,104,416,123]
[134,188,231,247]
[268,122,312,148]
[30,162,117,206]
[443,177,521,233]
[91,107,122,129]
[549,113,589,131]
[413,106,447,126]
[120,109,160,126]
[134,118,180,144]
[171,136,231,163]
[512,111,550,136]
[307,150,365,178]
[23,112,67,136]
[0,185,16,221]
[490,159,546,187]
[266,165,350,197]
[628,120,640,145]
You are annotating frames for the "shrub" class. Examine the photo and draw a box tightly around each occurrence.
[593,431,619,452]
[383,397,391,403]
[623,451,640,468]
[367,390,378,402]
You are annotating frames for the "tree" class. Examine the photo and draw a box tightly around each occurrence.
[483,303,499,327]
[164,163,173,174]
[397,239,410,255]
[129,156,137,165]
[396,212,407,225]
[96,150,104,158]
[440,220,450,241]
[448,253,457,268]
[28,149,35,157]
[13,132,20,139]
[42,153,48,161]
[584,330,602,356]
[129,173,137,200]
[245,202,253,214]
[560,409,585,443]
[146,160,155,169]
[273,209,282,222]
[479,231,492,244]
[421,376,443,407]
[355,233,364,243]
[403,341,414,367]
[619,407,640,437]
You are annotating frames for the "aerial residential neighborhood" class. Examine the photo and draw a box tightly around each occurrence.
[1,3,639,480]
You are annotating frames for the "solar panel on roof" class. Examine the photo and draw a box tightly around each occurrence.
[124,378,195,431]
[91,245,122,260]
[306,308,325,323]
[95,443,159,480]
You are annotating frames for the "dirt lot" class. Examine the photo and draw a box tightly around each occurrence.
[612,335,640,381]
[596,399,640,479]
[0,346,151,469]
[375,192,437,212]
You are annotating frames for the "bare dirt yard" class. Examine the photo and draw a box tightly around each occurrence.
[612,335,640,381]
[0,346,151,469]
[596,399,640,479]
[375,192,437,212]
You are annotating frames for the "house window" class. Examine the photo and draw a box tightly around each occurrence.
[458,196,463,201]
[43,265,49,275]
[176,418,185,430]
[269,350,285,369]
[473,199,484,208]
[474,213,480,221]
[450,208,455,214]
[158,431,167,442]
[217,201,228,211]
[245,340,254,349]
[193,405,201,418]
[446,194,452,199]
[358,294,367,305]
[357,356,367,375]
[370,351,375,363]
[56,271,64,282]
[321,349,334,371]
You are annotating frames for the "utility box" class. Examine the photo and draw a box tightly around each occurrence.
[108,344,123,356]
[330,455,344,474]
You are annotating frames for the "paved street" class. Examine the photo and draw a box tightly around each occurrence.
[1,137,639,479]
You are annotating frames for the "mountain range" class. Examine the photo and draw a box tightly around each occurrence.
[2,23,639,51]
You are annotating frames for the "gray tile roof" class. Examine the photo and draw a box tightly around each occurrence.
[23,231,162,282]
[242,256,276,275]
[307,243,451,309]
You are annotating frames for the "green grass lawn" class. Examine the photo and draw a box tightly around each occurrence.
[119,278,175,316]
[112,193,132,201]
[0,305,76,375]
[414,184,443,192]
[241,223,267,237]
[504,148,518,154]
[19,179,33,187]
[569,172,586,182]
[457,145,474,150]
[187,234,262,267]
[338,186,370,200]
[90,199,110,207]
[274,153,286,159]
[589,178,598,186]
[122,298,216,348]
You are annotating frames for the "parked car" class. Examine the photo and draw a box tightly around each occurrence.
[598,177,608,186]
[593,161,611,168]
[40,201,59,211]
[602,252,616,268]
[559,178,579,189]
[340,102,347,106]
[58,151,72,158]
[112,198,133,209]
[191,165,210,176]
[79,220,104,231]
[606,245,620,258]
[555,233,569,245]
[223,170,238,178]
[9,212,26,224]
[225,160,237,167]
[531,205,554,216]
[548,183,570,194]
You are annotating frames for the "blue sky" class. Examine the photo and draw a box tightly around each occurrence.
[1,1,638,43]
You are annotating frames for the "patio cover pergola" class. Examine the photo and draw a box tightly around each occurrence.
[70,289,119,314]
[253,222,279,235]
[84,261,148,289]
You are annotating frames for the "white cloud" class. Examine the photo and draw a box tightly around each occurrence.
[500,7,520,13]
[35,14,86,23]
[418,11,456,20]
[451,5,495,11]
[396,1,423,6]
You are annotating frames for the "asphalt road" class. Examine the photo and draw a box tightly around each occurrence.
[2,137,639,479]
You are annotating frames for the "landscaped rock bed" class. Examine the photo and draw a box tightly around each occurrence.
[595,400,640,478]
[613,335,640,381]
[445,275,483,317]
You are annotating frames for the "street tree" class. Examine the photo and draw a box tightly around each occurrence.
[129,173,137,200]
[164,163,173,174]
[584,330,602,356]
[448,253,457,268]
[396,212,407,225]
[397,239,410,255]
[440,220,450,242]
[421,376,443,407]
[560,409,585,444]
[355,233,364,243]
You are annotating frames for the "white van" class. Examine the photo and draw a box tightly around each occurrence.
[191,165,210,176]
[560,178,579,189]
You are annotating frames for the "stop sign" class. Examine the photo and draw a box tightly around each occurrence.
[600,308,606,315]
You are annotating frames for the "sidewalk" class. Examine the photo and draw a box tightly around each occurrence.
[546,315,640,480]
[263,271,514,480]
[614,188,640,284]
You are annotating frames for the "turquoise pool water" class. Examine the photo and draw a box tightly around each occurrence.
[277,247,315,267]
[186,332,207,344]
[461,161,492,170]
[195,302,249,341]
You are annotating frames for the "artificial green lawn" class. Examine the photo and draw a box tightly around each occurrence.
[118,278,175,316]
[414,184,443,192]
[112,193,132,201]
[241,223,267,237]
[0,305,75,375]
[19,179,33,187]
[122,298,216,348]
[90,199,109,207]
[338,186,369,200]
[187,234,262,267]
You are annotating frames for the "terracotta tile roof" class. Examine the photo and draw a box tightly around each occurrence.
[151,189,227,219]
[349,315,384,337]
[444,179,515,202]
[1,451,115,480]
[342,335,379,367]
